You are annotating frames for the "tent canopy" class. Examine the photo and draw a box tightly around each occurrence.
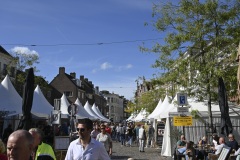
[134,109,149,122]
[74,98,96,120]
[0,75,22,114]
[148,98,162,119]
[60,93,70,115]
[84,101,104,121]
[92,104,110,122]
[32,85,54,117]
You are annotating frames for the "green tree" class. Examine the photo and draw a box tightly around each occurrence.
[10,47,39,72]
[141,0,240,131]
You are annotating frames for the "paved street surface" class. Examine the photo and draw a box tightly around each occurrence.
[110,141,165,160]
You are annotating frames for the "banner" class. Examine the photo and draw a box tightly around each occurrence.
[173,116,192,126]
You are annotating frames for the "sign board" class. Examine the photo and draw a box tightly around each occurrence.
[156,122,165,146]
[54,136,70,150]
[177,93,187,106]
[177,107,189,113]
[51,110,61,125]
[173,116,192,126]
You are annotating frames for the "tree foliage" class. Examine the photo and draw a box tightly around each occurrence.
[140,0,240,129]
[141,0,240,100]
[10,47,39,72]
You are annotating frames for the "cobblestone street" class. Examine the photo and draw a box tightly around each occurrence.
[110,141,165,160]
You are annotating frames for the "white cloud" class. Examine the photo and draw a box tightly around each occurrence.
[126,64,133,69]
[11,46,39,56]
[100,62,112,70]
[116,64,133,71]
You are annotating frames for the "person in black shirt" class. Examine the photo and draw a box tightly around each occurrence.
[226,133,238,151]
[2,124,13,143]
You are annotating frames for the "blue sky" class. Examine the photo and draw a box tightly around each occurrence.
[0,0,165,100]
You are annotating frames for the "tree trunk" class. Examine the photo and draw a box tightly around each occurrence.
[207,83,213,135]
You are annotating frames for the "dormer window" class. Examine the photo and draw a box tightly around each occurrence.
[64,91,73,97]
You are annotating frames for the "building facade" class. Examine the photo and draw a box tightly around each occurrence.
[101,90,124,122]
[50,67,107,116]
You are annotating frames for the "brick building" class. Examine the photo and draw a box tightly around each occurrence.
[50,67,107,116]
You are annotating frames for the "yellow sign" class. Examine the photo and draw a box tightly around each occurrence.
[173,116,193,126]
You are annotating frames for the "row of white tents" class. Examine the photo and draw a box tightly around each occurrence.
[126,94,240,157]
[0,75,110,129]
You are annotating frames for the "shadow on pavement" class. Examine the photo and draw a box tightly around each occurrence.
[111,155,131,159]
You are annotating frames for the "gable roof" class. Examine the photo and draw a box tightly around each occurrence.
[0,45,12,57]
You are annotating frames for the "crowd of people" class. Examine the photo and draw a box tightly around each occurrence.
[98,122,155,151]
[0,119,157,160]
[174,133,240,160]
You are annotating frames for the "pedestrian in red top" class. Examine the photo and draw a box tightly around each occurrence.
[105,123,112,135]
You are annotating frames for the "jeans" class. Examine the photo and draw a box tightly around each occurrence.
[139,139,145,151]
[116,132,120,142]
[120,134,125,145]
[127,136,133,146]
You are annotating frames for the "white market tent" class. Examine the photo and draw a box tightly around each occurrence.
[92,104,110,122]
[161,98,240,157]
[148,99,162,119]
[0,75,22,114]
[60,93,70,118]
[1,75,56,130]
[159,95,177,119]
[126,113,137,121]
[0,76,54,118]
[31,85,54,118]
[60,93,70,114]
[84,101,105,121]
[134,108,149,122]
[152,95,170,120]
[74,98,96,120]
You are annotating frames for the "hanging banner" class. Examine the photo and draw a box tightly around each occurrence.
[173,116,192,126]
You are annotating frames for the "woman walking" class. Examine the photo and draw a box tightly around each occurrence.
[96,124,113,156]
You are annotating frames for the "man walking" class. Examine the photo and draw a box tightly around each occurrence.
[65,118,110,160]
[139,125,146,152]
[147,124,155,148]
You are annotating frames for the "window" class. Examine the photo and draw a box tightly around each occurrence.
[3,64,7,75]
[54,99,61,110]
[47,91,51,98]
[10,67,15,77]
[64,91,73,97]
[82,93,84,99]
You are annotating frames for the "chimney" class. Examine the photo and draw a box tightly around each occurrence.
[95,86,99,94]
[59,67,65,74]
[85,78,88,82]
[80,75,84,80]
[70,72,76,79]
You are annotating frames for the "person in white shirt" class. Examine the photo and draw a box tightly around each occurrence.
[208,137,225,160]
[96,124,113,155]
[138,125,146,152]
[65,118,110,160]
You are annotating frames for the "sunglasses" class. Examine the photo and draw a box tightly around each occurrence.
[76,128,85,132]
[101,128,105,130]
